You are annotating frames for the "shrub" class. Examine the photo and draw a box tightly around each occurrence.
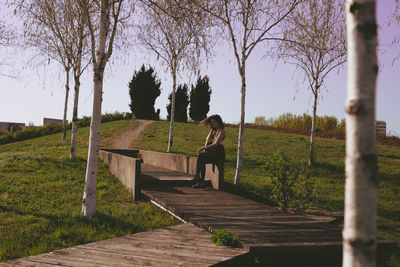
[253,116,271,126]
[264,151,316,211]
[265,113,339,133]
[211,229,240,247]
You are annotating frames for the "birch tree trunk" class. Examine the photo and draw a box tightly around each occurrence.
[167,65,177,153]
[82,71,104,216]
[62,69,70,143]
[234,64,246,184]
[82,0,110,217]
[343,0,378,266]
[309,89,318,167]
[70,75,80,159]
[70,22,84,160]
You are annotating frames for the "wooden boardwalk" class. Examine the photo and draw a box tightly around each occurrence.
[3,163,393,266]
[1,223,246,266]
[139,164,343,253]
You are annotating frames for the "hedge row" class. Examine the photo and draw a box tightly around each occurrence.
[241,123,400,146]
[0,112,132,145]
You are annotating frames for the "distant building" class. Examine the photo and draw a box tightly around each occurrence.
[43,118,65,126]
[0,121,25,132]
[375,120,386,136]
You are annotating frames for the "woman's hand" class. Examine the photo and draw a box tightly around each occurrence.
[197,146,205,154]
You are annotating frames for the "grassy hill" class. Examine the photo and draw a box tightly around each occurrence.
[1,119,399,264]
[0,120,178,262]
[131,120,400,265]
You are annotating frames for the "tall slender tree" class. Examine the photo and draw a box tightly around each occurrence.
[167,83,189,122]
[128,65,161,119]
[18,0,90,154]
[79,0,129,217]
[198,0,302,184]
[275,0,346,167]
[69,3,90,160]
[18,0,74,143]
[343,0,378,266]
[189,75,212,122]
[137,0,210,152]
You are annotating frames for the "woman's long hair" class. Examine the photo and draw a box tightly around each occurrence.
[200,114,224,129]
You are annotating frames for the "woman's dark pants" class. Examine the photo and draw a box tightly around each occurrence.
[196,152,213,182]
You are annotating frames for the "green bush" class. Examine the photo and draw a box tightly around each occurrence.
[264,151,316,211]
[264,113,339,132]
[253,116,272,126]
[211,229,240,247]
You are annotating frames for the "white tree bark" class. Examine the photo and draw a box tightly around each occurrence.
[62,68,70,143]
[167,65,177,153]
[343,0,378,266]
[70,75,80,159]
[82,0,119,217]
[70,20,84,160]
[234,65,246,184]
[309,88,318,167]
[82,71,103,216]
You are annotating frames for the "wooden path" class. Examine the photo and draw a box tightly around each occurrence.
[2,163,393,266]
[1,223,246,266]
[140,164,343,253]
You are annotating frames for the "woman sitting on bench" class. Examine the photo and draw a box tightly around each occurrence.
[192,114,225,188]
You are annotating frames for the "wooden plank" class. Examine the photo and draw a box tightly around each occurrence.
[71,247,212,267]
[0,260,57,266]
[81,242,230,264]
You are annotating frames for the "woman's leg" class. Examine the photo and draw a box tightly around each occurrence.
[194,153,212,185]
[196,153,207,179]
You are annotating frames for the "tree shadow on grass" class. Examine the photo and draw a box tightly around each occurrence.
[0,203,141,236]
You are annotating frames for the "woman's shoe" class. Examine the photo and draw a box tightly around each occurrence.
[192,181,205,188]
[191,175,200,183]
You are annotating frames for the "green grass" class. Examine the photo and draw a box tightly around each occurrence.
[0,120,179,262]
[132,120,400,265]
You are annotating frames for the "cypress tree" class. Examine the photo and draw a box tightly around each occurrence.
[167,84,189,122]
[189,76,212,122]
[128,65,161,119]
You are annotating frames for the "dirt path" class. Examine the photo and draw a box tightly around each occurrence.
[105,119,154,149]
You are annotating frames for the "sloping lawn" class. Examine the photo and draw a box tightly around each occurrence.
[132,120,400,266]
[0,120,179,261]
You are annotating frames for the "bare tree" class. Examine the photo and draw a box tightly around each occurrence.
[343,0,378,266]
[275,0,346,167]
[137,0,209,153]
[199,0,302,184]
[79,0,129,217]
[68,2,91,160]
[18,0,90,153]
[390,0,400,64]
[18,0,73,143]
[0,18,17,78]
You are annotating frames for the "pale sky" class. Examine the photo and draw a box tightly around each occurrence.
[1,1,399,135]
